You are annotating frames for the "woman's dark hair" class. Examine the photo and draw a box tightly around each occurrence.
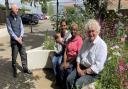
[60,19,67,25]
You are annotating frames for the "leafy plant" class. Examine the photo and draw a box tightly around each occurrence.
[116,21,125,37]
[95,36,128,89]
[42,30,55,50]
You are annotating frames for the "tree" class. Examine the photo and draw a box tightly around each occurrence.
[21,0,38,7]
[39,0,51,13]
[40,0,47,13]
[83,0,107,23]
[5,0,9,17]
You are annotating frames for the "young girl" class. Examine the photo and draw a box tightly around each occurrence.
[52,33,63,83]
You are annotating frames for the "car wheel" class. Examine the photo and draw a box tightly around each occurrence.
[29,21,32,25]
[35,21,39,24]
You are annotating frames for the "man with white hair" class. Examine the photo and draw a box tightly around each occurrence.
[6,4,32,78]
[66,19,107,89]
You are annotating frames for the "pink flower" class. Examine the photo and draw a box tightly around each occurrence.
[118,59,126,72]
[119,59,125,66]
[119,65,125,72]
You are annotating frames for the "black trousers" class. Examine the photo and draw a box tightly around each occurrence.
[11,39,27,69]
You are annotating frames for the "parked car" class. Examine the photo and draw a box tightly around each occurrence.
[33,14,43,20]
[21,14,39,25]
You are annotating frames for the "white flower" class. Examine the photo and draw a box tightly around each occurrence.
[110,45,119,50]
[108,57,112,60]
[114,45,119,49]
[124,34,127,38]
[112,52,121,56]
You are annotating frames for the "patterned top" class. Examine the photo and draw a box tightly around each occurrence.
[66,35,83,61]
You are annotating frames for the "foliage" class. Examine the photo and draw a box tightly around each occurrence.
[61,6,86,38]
[56,0,107,37]
[116,21,125,37]
[40,2,47,13]
[0,4,5,10]
[83,0,107,20]
[42,30,54,50]
[47,2,54,16]
[65,7,75,15]
[20,6,30,14]
[40,0,52,13]
[95,28,128,89]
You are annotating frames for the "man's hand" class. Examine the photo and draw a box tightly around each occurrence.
[16,37,23,45]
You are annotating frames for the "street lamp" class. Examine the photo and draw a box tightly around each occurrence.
[56,0,59,31]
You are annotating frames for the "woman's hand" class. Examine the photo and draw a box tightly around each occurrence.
[85,68,94,74]
[61,62,70,70]
[63,62,70,69]
[77,66,85,76]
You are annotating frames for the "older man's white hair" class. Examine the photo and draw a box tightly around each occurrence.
[85,19,101,34]
[11,3,18,9]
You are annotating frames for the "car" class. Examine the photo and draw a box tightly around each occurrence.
[33,14,43,20]
[21,14,39,25]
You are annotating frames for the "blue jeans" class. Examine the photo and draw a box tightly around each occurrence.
[52,54,62,76]
[60,61,76,89]
[67,68,99,89]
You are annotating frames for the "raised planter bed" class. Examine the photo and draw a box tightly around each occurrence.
[27,47,55,70]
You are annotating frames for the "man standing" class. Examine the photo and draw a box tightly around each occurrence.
[66,19,107,89]
[6,4,32,78]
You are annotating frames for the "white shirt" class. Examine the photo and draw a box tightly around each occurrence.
[77,36,107,74]
[54,38,63,54]
[63,30,72,43]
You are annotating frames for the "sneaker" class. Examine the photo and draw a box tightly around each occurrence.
[23,69,32,74]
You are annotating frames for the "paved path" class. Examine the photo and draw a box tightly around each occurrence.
[0,20,59,89]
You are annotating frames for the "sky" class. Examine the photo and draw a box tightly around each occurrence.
[0,0,21,8]
[0,0,42,14]
[0,0,83,6]
[53,0,83,4]
[0,0,83,14]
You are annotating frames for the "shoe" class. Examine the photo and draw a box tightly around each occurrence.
[23,69,32,74]
[13,68,17,78]
[13,71,17,78]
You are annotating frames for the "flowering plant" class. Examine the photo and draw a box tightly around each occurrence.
[117,58,128,88]
[95,37,128,89]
